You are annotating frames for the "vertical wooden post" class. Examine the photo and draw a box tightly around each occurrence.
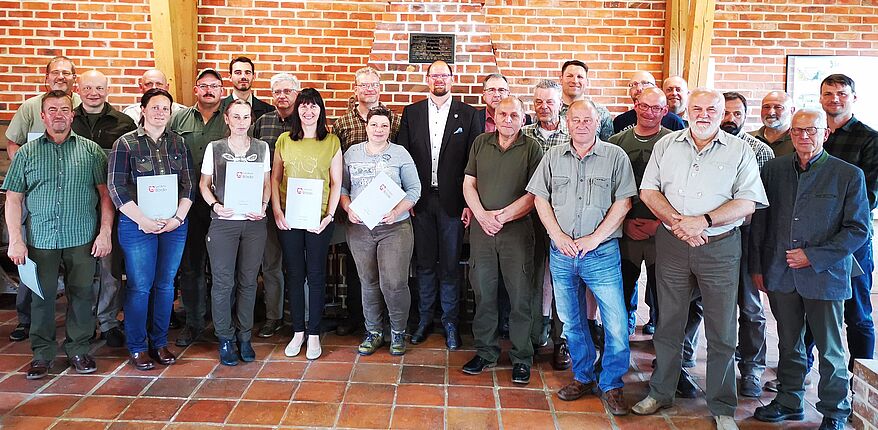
[149,0,198,106]
[684,0,716,88]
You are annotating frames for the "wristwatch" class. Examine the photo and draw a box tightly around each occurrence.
[703,213,713,227]
[173,215,185,225]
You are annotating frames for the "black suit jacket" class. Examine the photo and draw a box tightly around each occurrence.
[475,108,533,133]
[221,94,273,121]
[397,98,480,216]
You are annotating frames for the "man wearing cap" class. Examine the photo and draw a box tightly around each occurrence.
[169,68,229,346]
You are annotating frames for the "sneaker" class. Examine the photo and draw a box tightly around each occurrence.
[358,330,384,356]
[9,323,29,342]
[284,331,305,357]
[103,326,126,348]
[305,334,321,360]
[257,319,283,338]
[175,326,202,347]
[739,374,761,398]
[389,330,406,356]
[643,321,655,335]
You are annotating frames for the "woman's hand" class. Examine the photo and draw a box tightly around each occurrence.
[212,203,235,218]
[156,216,183,233]
[380,208,397,225]
[308,215,333,234]
[245,211,265,221]
[348,210,363,224]
[274,208,291,230]
[138,218,165,234]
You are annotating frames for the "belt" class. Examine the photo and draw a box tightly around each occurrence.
[706,228,737,243]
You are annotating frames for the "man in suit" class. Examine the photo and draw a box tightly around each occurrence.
[397,60,480,349]
[220,56,273,121]
[750,108,870,430]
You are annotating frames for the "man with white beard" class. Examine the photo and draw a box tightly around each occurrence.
[631,88,768,430]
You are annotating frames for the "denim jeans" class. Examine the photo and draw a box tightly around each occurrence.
[119,214,188,354]
[278,223,335,335]
[549,239,629,392]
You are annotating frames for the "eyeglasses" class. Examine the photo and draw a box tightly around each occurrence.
[636,102,665,114]
[272,88,297,96]
[628,80,656,88]
[428,73,452,80]
[790,127,825,136]
[356,82,380,89]
[48,70,74,78]
[197,83,222,90]
[483,88,509,95]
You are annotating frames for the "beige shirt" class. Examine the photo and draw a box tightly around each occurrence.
[640,129,769,235]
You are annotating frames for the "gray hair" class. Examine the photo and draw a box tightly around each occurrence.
[482,73,508,89]
[270,73,301,91]
[534,79,561,94]
[793,108,828,128]
[355,67,381,84]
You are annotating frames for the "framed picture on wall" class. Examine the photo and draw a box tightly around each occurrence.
[786,55,878,128]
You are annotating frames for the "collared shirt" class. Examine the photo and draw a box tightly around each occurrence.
[72,102,137,151]
[122,101,186,126]
[749,126,795,157]
[559,98,614,141]
[640,129,769,235]
[794,149,827,174]
[251,109,294,164]
[168,105,229,167]
[107,126,194,209]
[1,131,107,249]
[484,108,496,133]
[465,132,543,211]
[522,119,569,153]
[5,93,82,145]
[332,102,401,151]
[608,126,673,219]
[824,115,878,210]
[427,97,452,187]
[527,139,638,240]
[735,130,775,169]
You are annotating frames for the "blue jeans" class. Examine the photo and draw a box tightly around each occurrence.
[119,214,188,353]
[550,239,630,392]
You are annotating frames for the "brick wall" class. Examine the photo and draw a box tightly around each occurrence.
[1,0,875,128]
[852,359,878,430]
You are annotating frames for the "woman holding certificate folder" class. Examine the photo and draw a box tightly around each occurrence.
[200,100,271,366]
[107,88,194,371]
[340,106,421,356]
[271,88,343,360]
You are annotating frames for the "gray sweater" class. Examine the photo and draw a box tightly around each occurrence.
[342,142,421,223]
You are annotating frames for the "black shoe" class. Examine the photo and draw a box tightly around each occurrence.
[818,417,844,430]
[218,338,238,366]
[175,326,201,347]
[9,323,29,342]
[499,319,510,340]
[168,312,181,330]
[462,356,496,375]
[26,360,52,380]
[239,340,256,362]
[753,401,805,422]
[410,324,431,345]
[444,323,461,350]
[103,326,126,348]
[676,368,699,398]
[588,319,604,350]
[69,354,97,374]
[257,319,283,338]
[643,321,655,335]
[512,363,531,385]
[552,340,572,370]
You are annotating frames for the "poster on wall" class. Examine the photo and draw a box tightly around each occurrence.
[786,55,878,128]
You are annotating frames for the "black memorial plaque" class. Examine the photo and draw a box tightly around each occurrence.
[408,33,455,64]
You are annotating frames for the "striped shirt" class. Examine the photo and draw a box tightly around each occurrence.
[735,130,775,169]
[1,132,107,249]
[107,127,194,209]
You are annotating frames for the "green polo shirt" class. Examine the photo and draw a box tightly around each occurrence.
[168,105,228,167]
[465,132,543,211]
[1,132,107,249]
[750,126,795,157]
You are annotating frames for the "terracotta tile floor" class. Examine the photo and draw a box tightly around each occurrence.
[0,290,873,429]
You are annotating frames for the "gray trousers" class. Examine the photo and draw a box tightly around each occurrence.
[737,224,766,377]
[262,212,285,321]
[649,227,740,417]
[346,219,413,333]
[93,254,123,332]
[470,218,535,365]
[207,219,268,341]
[767,291,850,420]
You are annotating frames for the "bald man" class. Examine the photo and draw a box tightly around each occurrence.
[662,75,689,122]
[613,71,685,134]
[749,91,795,156]
[122,69,186,124]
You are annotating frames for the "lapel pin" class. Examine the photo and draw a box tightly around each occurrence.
[454,113,459,119]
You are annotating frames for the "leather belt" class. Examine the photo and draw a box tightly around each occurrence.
[706,228,737,243]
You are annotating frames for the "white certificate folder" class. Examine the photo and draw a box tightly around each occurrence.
[18,257,44,300]
[285,178,324,230]
[224,161,263,214]
[349,171,406,230]
[137,174,178,219]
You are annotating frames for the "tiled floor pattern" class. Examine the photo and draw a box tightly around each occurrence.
[0,291,873,429]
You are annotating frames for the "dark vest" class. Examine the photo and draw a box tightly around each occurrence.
[210,137,268,218]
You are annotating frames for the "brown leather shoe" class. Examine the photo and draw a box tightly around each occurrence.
[26,360,52,380]
[149,347,177,365]
[552,340,572,370]
[557,379,597,401]
[69,354,97,374]
[129,352,156,371]
[602,387,629,415]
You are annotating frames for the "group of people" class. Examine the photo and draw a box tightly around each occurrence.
[3,54,875,430]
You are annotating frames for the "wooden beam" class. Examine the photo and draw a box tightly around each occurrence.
[662,0,687,78]
[683,0,716,88]
[149,0,198,106]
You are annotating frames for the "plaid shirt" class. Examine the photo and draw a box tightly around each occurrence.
[825,115,878,209]
[331,102,401,151]
[736,130,775,169]
[108,127,194,209]
[522,120,570,153]
[251,109,294,163]
[1,132,107,249]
